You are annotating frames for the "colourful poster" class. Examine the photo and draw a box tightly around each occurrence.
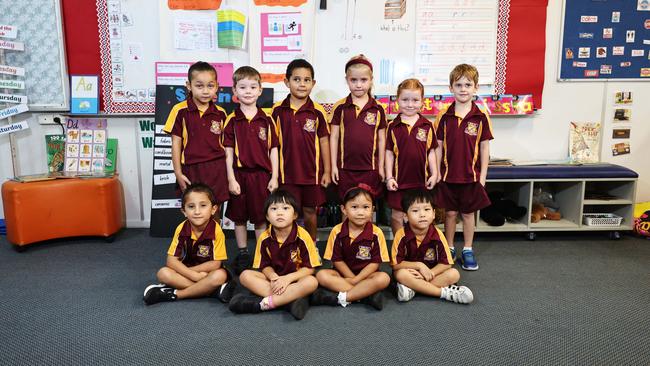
[155,62,234,86]
[260,12,303,64]
[64,118,108,174]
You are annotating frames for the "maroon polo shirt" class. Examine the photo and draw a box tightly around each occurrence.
[390,224,454,268]
[271,95,330,185]
[324,221,389,275]
[252,223,322,276]
[223,107,279,172]
[435,101,494,183]
[330,95,387,171]
[386,114,438,189]
[167,219,227,267]
[163,96,228,165]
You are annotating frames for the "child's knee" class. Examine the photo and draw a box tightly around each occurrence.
[374,272,391,288]
[446,210,458,219]
[446,268,460,284]
[302,275,319,291]
[239,269,256,286]
[207,269,227,286]
[315,269,330,283]
[393,268,409,282]
[156,267,174,283]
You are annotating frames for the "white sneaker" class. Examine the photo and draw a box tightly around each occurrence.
[442,285,474,304]
[143,283,166,297]
[396,283,416,302]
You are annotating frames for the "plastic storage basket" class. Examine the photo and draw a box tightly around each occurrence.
[583,213,623,227]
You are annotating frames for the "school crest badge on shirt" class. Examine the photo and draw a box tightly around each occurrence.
[464,122,479,136]
[290,249,299,263]
[303,118,316,133]
[416,128,428,142]
[356,245,372,260]
[424,248,436,261]
[364,112,377,126]
[258,127,267,141]
[210,120,223,135]
[198,245,210,257]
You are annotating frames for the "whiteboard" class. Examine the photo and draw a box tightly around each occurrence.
[0,0,69,111]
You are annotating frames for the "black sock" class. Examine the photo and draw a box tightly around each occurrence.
[238,247,249,255]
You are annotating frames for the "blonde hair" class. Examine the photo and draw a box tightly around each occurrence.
[396,78,424,98]
[345,54,373,76]
[449,64,479,86]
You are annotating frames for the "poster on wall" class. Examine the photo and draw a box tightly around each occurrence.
[569,121,601,163]
[64,118,108,174]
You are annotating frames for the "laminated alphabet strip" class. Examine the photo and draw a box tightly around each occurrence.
[0,24,18,38]
[0,120,29,136]
[0,93,28,104]
[0,79,25,90]
[374,94,535,116]
[0,64,25,76]
[0,104,29,120]
[0,39,25,51]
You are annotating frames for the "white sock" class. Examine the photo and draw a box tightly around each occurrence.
[440,287,448,299]
[337,292,350,307]
[463,247,473,252]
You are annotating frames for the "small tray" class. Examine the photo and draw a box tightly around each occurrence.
[583,213,623,227]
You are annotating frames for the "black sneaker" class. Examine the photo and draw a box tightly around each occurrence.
[216,281,238,303]
[234,252,252,274]
[228,293,262,314]
[143,286,177,305]
[309,288,339,306]
[287,296,310,320]
[362,291,384,310]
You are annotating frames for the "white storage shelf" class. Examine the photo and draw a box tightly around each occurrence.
[477,178,637,235]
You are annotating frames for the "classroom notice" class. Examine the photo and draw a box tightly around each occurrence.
[569,122,601,163]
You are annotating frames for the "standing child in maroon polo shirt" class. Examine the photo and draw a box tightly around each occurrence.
[329,55,386,201]
[223,66,279,274]
[310,185,390,310]
[229,190,321,320]
[143,183,236,305]
[163,61,229,211]
[434,64,493,271]
[385,78,438,235]
[391,189,473,304]
[271,59,331,242]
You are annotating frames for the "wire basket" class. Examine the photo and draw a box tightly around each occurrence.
[583,213,623,227]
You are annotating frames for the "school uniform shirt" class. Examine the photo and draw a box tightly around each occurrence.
[163,96,228,165]
[252,223,322,276]
[223,107,279,172]
[167,219,227,267]
[390,224,454,268]
[386,114,438,189]
[434,101,494,183]
[329,95,387,170]
[324,221,389,275]
[271,95,330,185]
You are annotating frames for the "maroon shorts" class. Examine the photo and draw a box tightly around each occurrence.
[225,169,271,225]
[434,181,490,213]
[179,158,229,204]
[281,184,325,209]
[386,186,427,211]
[337,169,384,200]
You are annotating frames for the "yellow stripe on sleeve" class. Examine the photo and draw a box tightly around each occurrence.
[297,226,322,267]
[373,225,390,262]
[212,221,228,260]
[472,123,483,181]
[323,224,342,260]
[435,226,454,265]
[163,101,188,133]
[252,227,272,269]
[390,228,406,265]
[167,221,186,256]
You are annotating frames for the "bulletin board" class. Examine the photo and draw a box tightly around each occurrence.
[559,0,650,80]
[0,0,69,111]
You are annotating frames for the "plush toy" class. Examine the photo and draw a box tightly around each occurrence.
[530,203,561,223]
[634,210,650,238]
[480,191,527,226]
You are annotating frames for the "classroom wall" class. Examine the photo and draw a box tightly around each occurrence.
[1,0,648,225]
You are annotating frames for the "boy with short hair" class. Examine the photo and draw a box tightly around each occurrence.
[271,59,331,242]
[143,183,235,305]
[391,189,474,304]
[163,61,229,211]
[223,66,279,273]
[434,64,493,271]
[229,190,321,320]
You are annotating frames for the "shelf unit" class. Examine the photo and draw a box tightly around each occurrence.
[477,178,637,237]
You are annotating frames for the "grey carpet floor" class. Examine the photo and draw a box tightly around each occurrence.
[0,229,649,365]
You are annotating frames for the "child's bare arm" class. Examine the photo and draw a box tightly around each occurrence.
[166,255,205,282]
[430,262,452,277]
[329,125,340,184]
[479,140,490,186]
[319,136,332,187]
[225,147,240,195]
[385,150,398,191]
[333,260,356,278]
[171,135,191,190]
[348,262,380,285]
[268,147,279,192]
[188,260,222,273]
[282,267,315,284]
[435,141,443,182]
[377,128,386,180]
[261,266,279,281]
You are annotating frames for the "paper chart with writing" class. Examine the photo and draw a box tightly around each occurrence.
[415,0,499,85]
[64,118,108,174]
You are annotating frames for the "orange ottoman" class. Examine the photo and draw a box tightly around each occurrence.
[2,177,125,249]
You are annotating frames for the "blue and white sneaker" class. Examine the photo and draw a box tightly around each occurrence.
[460,249,479,271]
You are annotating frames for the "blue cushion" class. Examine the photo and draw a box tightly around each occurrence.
[487,164,638,180]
